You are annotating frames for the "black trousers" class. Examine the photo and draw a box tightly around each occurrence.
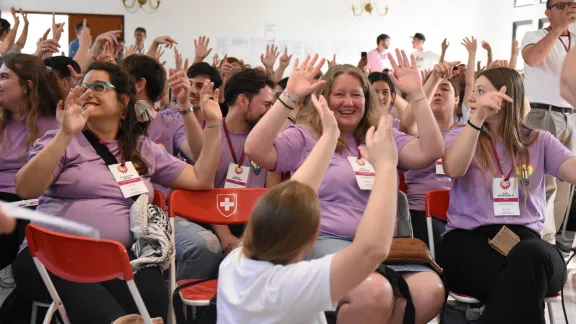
[0,192,29,270]
[437,224,566,324]
[13,248,169,324]
[409,209,446,249]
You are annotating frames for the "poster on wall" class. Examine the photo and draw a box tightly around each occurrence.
[514,0,533,7]
[513,20,534,43]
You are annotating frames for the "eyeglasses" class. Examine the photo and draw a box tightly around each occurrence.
[548,1,576,9]
[74,81,116,92]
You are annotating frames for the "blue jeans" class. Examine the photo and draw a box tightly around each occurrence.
[174,217,223,280]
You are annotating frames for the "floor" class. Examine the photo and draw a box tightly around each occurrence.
[2,233,576,323]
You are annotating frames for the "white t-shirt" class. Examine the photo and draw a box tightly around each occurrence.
[217,248,336,324]
[521,29,574,108]
[413,50,439,70]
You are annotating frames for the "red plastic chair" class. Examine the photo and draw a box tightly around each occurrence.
[26,224,153,324]
[398,173,407,194]
[167,188,267,309]
[153,190,166,211]
[424,190,561,321]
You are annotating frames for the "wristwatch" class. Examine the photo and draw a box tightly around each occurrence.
[179,106,196,115]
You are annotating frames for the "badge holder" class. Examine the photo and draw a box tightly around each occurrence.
[488,226,520,257]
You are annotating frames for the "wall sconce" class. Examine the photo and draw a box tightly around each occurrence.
[122,0,160,13]
[352,0,389,19]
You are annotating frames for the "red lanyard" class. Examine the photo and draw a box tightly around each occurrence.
[222,121,245,167]
[488,138,513,181]
[560,36,572,53]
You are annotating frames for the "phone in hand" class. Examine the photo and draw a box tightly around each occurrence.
[361,52,367,60]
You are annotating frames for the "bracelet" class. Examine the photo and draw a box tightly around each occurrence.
[412,96,427,104]
[282,91,299,105]
[276,94,295,110]
[206,124,221,129]
[467,119,483,131]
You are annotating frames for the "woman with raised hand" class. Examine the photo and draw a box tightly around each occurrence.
[0,53,63,271]
[438,67,572,324]
[219,92,399,323]
[13,62,221,324]
[245,51,445,323]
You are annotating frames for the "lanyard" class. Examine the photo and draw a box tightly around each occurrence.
[559,36,572,53]
[488,138,514,181]
[354,137,362,159]
[84,129,125,167]
[222,120,245,167]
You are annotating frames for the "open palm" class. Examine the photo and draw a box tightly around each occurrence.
[61,86,94,136]
[284,54,326,102]
[387,49,422,95]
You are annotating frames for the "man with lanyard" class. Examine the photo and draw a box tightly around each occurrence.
[174,68,282,280]
[522,0,576,244]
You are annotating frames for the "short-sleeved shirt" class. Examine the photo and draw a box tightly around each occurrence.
[273,125,415,239]
[146,114,188,197]
[404,128,455,211]
[30,130,187,246]
[444,126,574,234]
[367,48,389,73]
[68,39,79,58]
[413,50,440,70]
[0,117,58,194]
[521,29,575,108]
[217,248,335,324]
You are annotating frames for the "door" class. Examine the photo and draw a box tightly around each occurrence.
[68,14,124,43]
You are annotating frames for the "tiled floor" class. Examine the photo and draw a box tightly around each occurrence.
[2,234,576,323]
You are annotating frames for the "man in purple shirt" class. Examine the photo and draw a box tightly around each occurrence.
[174,68,281,280]
[367,34,391,73]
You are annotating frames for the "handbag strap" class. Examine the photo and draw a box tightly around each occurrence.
[82,130,138,202]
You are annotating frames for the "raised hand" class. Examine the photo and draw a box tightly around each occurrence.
[212,53,219,67]
[199,80,222,123]
[476,61,486,76]
[420,69,432,83]
[194,36,213,62]
[125,44,137,58]
[220,55,234,78]
[60,86,96,136]
[481,41,492,52]
[461,36,477,54]
[94,30,121,51]
[556,4,576,30]
[278,48,292,68]
[470,86,513,120]
[152,45,165,61]
[67,65,83,84]
[311,94,339,137]
[10,7,19,24]
[488,60,509,69]
[432,61,460,80]
[153,36,177,49]
[92,42,116,64]
[327,54,337,68]
[174,47,183,71]
[78,19,92,49]
[168,69,191,106]
[284,54,326,102]
[35,30,60,57]
[441,38,450,52]
[20,8,28,25]
[260,44,279,69]
[358,115,398,170]
[387,49,422,96]
[511,40,519,57]
[51,12,65,42]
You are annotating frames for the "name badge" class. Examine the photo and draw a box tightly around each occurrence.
[492,177,520,216]
[108,162,149,198]
[225,163,249,188]
[347,156,376,190]
[435,159,445,175]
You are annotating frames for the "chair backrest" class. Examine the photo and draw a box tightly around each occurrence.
[26,223,134,283]
[153,190,165,210]
[167,188,268,225]
[398,173,407,194]
[396,191,413,238]
[425,189,450,221]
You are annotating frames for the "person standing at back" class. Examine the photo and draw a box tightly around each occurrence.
[68,22,90,58]
[134,27,147,54]
[411,33,440,70]
[367,34,391,73]
[521,0,576,244]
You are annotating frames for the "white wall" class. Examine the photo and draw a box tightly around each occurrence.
[2,0,571,72]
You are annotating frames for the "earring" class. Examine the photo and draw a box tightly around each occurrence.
[120,111,126,119]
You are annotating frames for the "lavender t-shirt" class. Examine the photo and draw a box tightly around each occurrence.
[444,126,573,234]
[0,117,58,194]
[404,127,457,211]
[215,126,267,188]
[273,125,415,239]
[146,114,188,197]
[30,130,187,246]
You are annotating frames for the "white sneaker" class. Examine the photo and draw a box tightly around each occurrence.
[0,265,15,288]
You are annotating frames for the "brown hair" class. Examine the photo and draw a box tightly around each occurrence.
[297,64,380,152]
[242,181,321,265]
[0,53,65,153]
[475,67,537,192]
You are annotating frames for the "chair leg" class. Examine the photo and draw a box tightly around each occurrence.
[31,302,38,324]
[126,280,152,324]
[43,302,57,324]
[547,301,555,324]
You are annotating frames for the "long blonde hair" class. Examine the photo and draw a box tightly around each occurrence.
[475,68,537,192]
[296,65,380,152]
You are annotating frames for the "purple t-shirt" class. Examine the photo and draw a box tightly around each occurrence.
[30,130,187,246]
[146,114,188,197]
[444,126,573,234]
[0,117,58,194]
[404,127,457,211]
[160,108,181,120]
[273,125,415,239]
[215,125,267,188]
